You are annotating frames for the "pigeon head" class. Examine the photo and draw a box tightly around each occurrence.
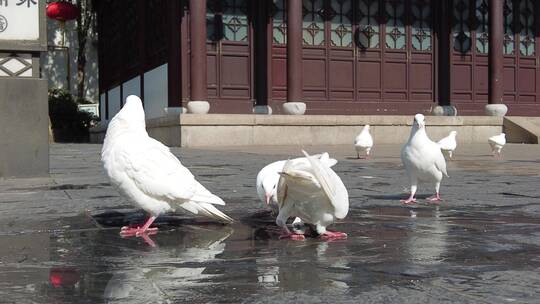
[364,125,370,131]
[450,131,457,137]
[501,133,506,138]
[111,95,146,129]
[262,179,277,205]
[413,114,425,129]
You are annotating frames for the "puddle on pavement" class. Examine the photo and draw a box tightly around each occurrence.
[1,206,540,303]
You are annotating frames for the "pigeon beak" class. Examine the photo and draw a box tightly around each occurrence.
[265,194,271,205]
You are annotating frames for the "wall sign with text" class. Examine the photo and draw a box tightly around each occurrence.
[0,0,46,51]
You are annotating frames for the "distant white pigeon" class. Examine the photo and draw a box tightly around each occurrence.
[401,114,448,204]
[102,95,233,239]
[437,131,457,159]
[488,133,506,158]
[354,125,373,159]
[275,150,349,240]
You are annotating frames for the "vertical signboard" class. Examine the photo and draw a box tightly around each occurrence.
[0,0,49,177]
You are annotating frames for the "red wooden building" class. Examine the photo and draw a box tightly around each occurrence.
[95,0,540,119]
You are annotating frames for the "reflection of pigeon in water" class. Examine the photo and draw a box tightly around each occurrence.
[103,226,233,303]
[276,150,349,240]
[354,125,373,159]
[406,208,448,266]
[488,133,506,158]
[437,131,457,159]
[101,95,233,240]
[401,114,448,204]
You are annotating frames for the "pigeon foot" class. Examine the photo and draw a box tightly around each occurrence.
[320,231,347,241]
[279,232,305,241]
[120,227,158,247]
[427,193,442,203]
[120,215,157,237]
[120,226,159,237]
[400,197,417,205]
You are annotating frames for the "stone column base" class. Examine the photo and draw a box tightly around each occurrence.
[187,101,210,114]
[432,105,458,116]
[282,102,306,115]
[253,105,273,115]
[485,104,508,117]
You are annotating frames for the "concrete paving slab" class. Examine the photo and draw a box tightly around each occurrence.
[0,143,539,303]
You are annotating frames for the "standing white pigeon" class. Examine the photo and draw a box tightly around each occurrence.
[275,150,349,240]
[488,133,506,158]
[102,95,233,239]
[437,131,457,159]
[354,125,373,159]
[401,114,448,204]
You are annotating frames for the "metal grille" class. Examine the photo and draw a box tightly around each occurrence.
[385,0,406,49]
[329,0,353,47]
[223,0,248,41]
[411,0,432,51]
[357,0,380,49]
[272,0,287,45]
[475,0,489,54]
[504,0,515,55]
[302,0,325,46]
[519,0,535,56]
[452,0,472,53]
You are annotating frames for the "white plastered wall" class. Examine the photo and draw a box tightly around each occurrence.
[143,64,168,119]
[40,19,99,106]
[107,86,121,119]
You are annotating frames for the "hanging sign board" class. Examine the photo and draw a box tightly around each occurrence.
[0,0,46,51]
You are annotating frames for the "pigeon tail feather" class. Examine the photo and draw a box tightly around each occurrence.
[178,200,234,223]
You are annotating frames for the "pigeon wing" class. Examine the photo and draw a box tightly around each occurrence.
[121,140,232,222]
[432,145,449,177]
[120,141,199,202]
[301,150,349,219]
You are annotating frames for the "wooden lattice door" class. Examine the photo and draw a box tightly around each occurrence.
[502,0,539,115]
[380,0,435,105]
[270,0,435,113]
[206,0,254,112]
[450,0,490,113]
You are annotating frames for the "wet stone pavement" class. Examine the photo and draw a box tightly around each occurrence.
[1,143,540,303]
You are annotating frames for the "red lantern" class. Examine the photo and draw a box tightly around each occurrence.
[46,1,80,22]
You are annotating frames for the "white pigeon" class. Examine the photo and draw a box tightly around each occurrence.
[275,150,349,240]
[101,95,233,239]
[256,153,338,212]
[401,114,448,204]
[437,131,457,159]
[488,133,506,158]
[354,125,373,159]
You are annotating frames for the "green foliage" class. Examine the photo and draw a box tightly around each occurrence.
[48,88,97,142]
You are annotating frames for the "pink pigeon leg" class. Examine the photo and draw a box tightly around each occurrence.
[320,230,347,241]
[120,215,158,237]
[401,183,417,205]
